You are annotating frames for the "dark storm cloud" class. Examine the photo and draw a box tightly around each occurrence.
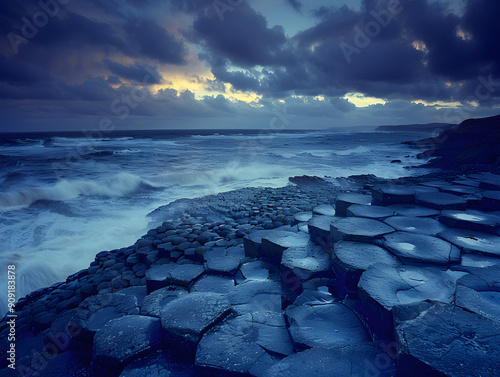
[191,2,290,67]
[462,0,500,74]
[103,59,163,84]
[70,77,117,102]
[286,0,303,12]
[33,12,127,52]
[0,55,50,84]
[124,18,186,65]
[0,0,499,131]
[1,2,186,66]
[190,0,500,104]
[169,0,214,14]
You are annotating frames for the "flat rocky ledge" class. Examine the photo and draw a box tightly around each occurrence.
[1,172,500,377]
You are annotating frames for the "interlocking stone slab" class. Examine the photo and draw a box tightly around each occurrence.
[415,192,467,210]
[238,260,280,282]
[228,279,285,314]
[453,265,500,291]
[263,344,396,377]
[456,283,500,322]
[383,216,447,236]
[330,217,394,243]
[160,292,231,362]
[458,253,500,268]
[396,302,500,377]
[308,215,336,249]
[419,180,452,189]
[452,179,481,188]
[195,312,293,376]
[140,286,188,317]
[332,241,400,296]
[469,172,500,190]
[335,193,372,217]
[462,193,483,207]
[289,289,336,307]
[372,186,416,206]
[357,264,466,339]
[118,286,148,307]
[439,228,500,257]
[263,348,339,377]
[145,263,205,292]
[48,293,139,343]
[93,315,162,371]
[297,222,309,233]
[293,211,313,224]
[190,275,235,294]
[312,204,335,216]
[440,185,481,196]
[261,231,310,264]
[387,203,440,217]
[482,190,500,210]
[285,301,370,351]
[281,244,332,294]
[439,209,500,233]
[381,231,461,265]
[346,204,396,219]
[243,229,296,258]
[203,246,244,276]
[119,350,193,377]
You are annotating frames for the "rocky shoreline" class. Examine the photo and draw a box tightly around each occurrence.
[1,171,500,377]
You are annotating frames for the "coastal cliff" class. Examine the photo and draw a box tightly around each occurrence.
[417,114,500,173]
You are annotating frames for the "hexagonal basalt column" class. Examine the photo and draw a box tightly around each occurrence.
[439,210,500,233]
[330,217,394,243]
[160,292,231,362]
[381,231,461,266]
[93,315,162,372]
[415,192,467,211]
[332,241,400,297]
[335,194,372,217]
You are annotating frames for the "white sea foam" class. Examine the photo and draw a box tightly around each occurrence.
[0,172,157,209]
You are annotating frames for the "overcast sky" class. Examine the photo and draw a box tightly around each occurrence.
[0,0,499,131]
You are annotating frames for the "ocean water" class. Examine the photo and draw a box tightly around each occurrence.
[0,129,431,313]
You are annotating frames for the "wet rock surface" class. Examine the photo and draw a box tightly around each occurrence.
[195,311,293,376]
[396,302,500,377]
[3,173,500,377]
[160,292,231,362]
[381,231,461,265]
[93,315,162,372]
[330,217,395,243]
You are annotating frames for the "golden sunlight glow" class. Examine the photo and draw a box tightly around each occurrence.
[412,40,429,53]
[412,100,463,109]
[456,28,473,41]
[310,42,320,52]
[149,72,261,104]
[228,89,262,103]
[343,93,386,107]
